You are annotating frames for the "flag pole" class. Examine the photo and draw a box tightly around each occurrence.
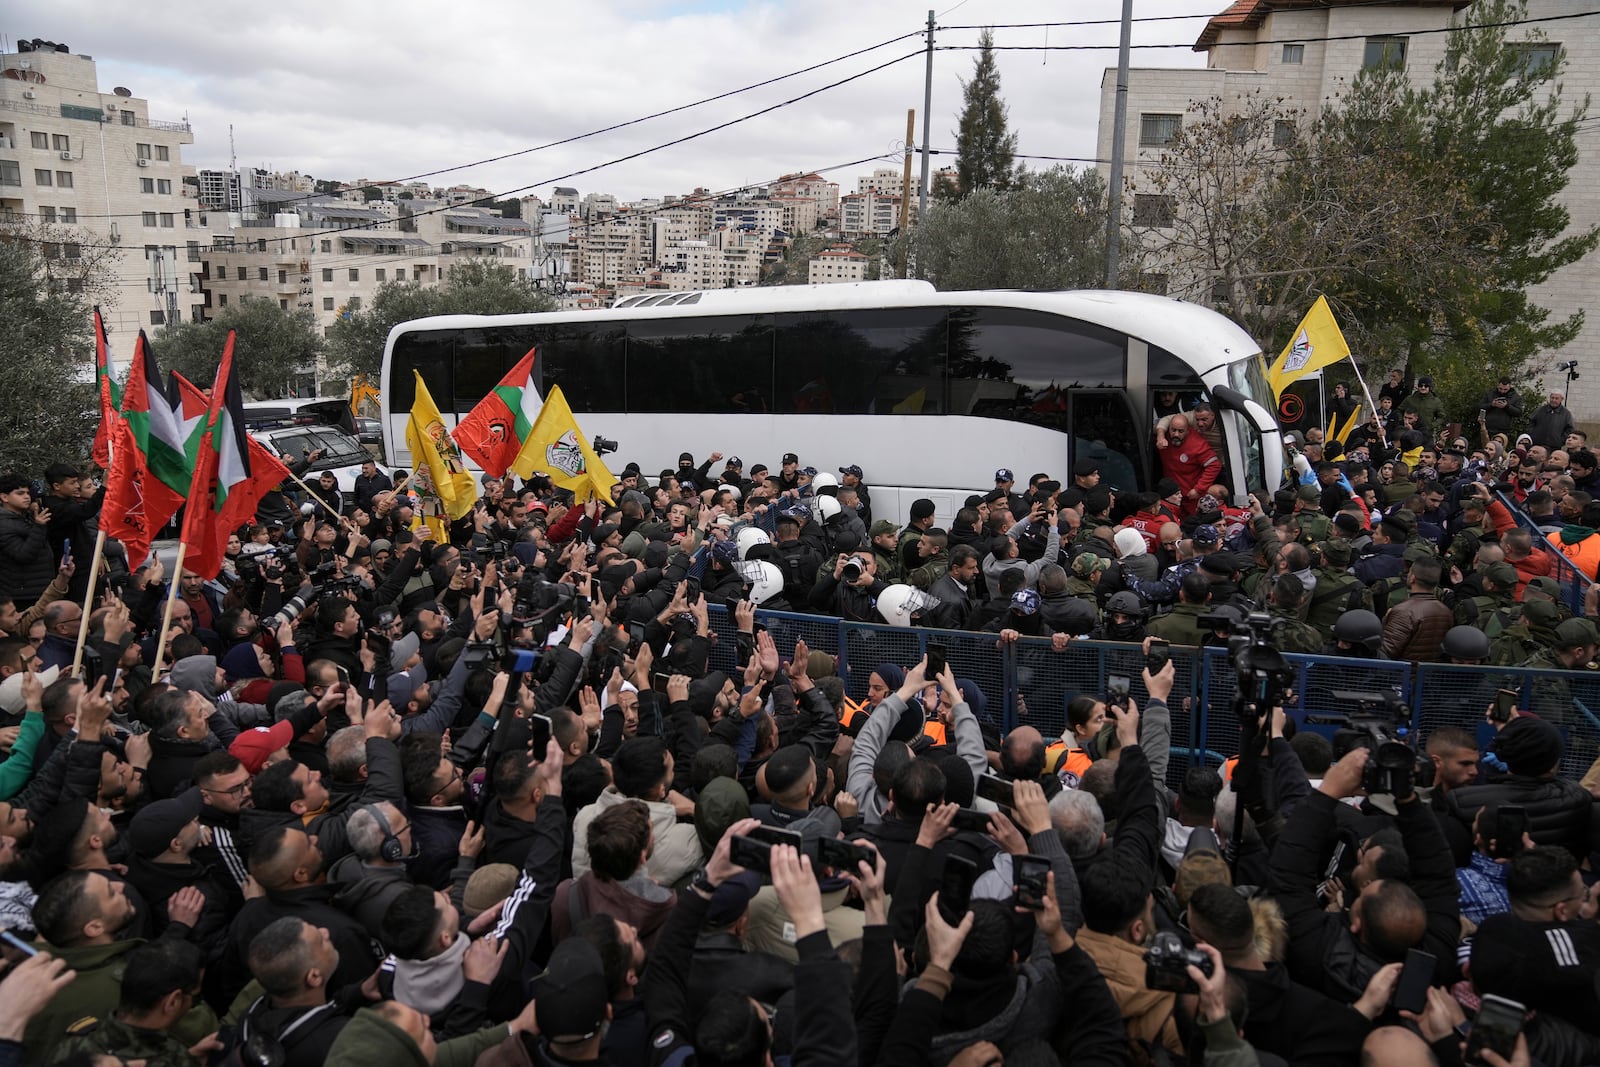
[150,542,188,675]
[68,529,108,679]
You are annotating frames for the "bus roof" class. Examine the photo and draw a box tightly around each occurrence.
[383,282,1263,379]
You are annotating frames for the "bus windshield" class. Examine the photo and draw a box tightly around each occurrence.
[1227,353,1273,411]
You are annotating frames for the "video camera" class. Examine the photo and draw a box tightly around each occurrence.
[511,574,577,643]
[1309,689,1433,797]
[1198,610,1294,724]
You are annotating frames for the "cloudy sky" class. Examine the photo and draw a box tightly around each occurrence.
[8,0,1215,202]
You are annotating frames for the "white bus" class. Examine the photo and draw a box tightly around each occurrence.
[380,281,1283,522]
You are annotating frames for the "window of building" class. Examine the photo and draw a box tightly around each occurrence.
[64,243,80,260]
[323,297,335,311]
[237,267,247,281]
[38,206,55,223]
[141,211,157,227]
[1282,43,1304,63]
[140,177,155,194]
[256,239,267,252]
[280,299,289,310]
[0,161,19,186]
[52,134,68,152]
[1273,120,1298,147]
[42,243,60,260]
[29,132,48,150]
[1211,277,1231,305]
[320,240,331,253]
[187,241,200,263]
[322,269,334,282]
[136,143,152,160]
[395,269,406,281]
[1511,42,1560,75]
[60,207,75,223]
[157,179,172,194]
[1363,36,1408,71]
[1132,194,1176,227]
[34,169,52,187]
[376,268,386,282]
[159,213,174,228]
[150,310,165,326]
[66,278,83,294]
[1139,113,1182,147]
[55,171,71,189]
[258,267,268,281]
[120,111,135,126]
[218,294,228,307]
[156,146,170,161]
[278,269,287,284]
[349,269,359,281]
[348,296,361,311]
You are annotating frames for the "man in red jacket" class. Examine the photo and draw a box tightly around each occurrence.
[1159,414,1222,517]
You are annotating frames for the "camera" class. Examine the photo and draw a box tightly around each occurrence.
[1309,689,1432,797]
[1144,930,1213,993]
[1558,361,1579,372]
[591,435,619,456]
[840,554,867,583]
[1199,610,1294,723]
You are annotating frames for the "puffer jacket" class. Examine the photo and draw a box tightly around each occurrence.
[1379,592,1453,662]
[1442,773,1595,862]
[0,506,56,605]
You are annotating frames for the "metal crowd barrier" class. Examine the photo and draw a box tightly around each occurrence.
[1495,490,1591,616]
[709,605,1600,784]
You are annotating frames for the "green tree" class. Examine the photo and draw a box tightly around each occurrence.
[906,165,1106,290]
[159,297,324,399]
[325,260,555,381]
[952,30,1020,194]
[0,236,98,472]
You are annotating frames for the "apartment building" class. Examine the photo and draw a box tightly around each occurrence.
[1095,0,1600,412]
[808,245,868,284]
[840,191,902,238]
[855,167,903,196]
[0,39,199,345]
[770,172,840,219]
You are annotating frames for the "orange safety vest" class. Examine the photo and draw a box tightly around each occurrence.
[1223,756,1238,782]
[923,719,948,746]
[1044,742,1093,787]
[840,696,868,731]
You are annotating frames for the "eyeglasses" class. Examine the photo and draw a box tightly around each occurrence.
[202,781,249,798]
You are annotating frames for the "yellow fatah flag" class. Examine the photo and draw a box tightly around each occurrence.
[509,385,617,504]
[1267,295,1352,399]
[405,371,478,539]
[1331,403,1363,445]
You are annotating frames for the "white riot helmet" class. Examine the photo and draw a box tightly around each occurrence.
[809,471,839,492]
[736,560,784,606]
[814,495,841,522]
[735,527,770,560]
[876,584,941,628]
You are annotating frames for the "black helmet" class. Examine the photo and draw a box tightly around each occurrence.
[1106,591,1145,619]
[1441,625,1491,662]
[1331,609,1383,651]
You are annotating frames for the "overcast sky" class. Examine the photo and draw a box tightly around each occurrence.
[8,0,1213,202]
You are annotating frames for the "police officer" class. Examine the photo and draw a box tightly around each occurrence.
[1293,485,1331,544]
[867,519,904,583]
[1146,572,1213,647]
[1305,539,1371,633]
[1489,597,1562,666]
[1325,609,1385,658]
[1268,574,1324,653]
[1454,561,1520,632]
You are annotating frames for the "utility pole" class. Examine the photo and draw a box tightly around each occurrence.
[1104,0,1134,289]
[918,9,935,226]
[899,109,915,278]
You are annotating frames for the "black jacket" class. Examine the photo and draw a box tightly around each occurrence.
[1235,963,1371,1067]
[686,931,793,1018]
[0,506,57,605]
[405,804,467,891]
[1443,773,1595,863]
[145,735,215,801]
[227,883,382,1004]
[124,850,233,948]
[480,797,542,871]
[238,736,404,864]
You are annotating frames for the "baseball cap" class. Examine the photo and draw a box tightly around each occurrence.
[1193,524,1221,547]
[464,863,520,919]
[705,871,763,926]
[389,632,421,674]
[838,464,863,478]
[1295,484,1322,503]
[801,466,817,477]
[869,519,898,537]
[532,939,611,1040]
[725,456,743,469]
[994,468,1014,483]
[0,665,59,715]
[1072,459,1100,478]
[230,721,296,775]
[782,452,799,465]
[1010,589,1041,615]
[1482,561,1518,587]
[128,790,203,859]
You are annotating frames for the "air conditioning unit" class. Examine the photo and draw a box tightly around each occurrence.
[59,151,72,161]
[105,103,117,112]
[137,158,150,167]
[109,223,121,243]
[21,90,36,99]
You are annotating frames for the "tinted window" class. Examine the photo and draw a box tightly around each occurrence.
[1072,393,1145,492]
[454,326,540,411]
[949,307,1125,429]
[538,322,626,414]
[388,332,454,415]
[774,308,947,414]
[626,316,773,414]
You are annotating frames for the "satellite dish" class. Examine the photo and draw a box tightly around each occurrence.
[113,86,132,97]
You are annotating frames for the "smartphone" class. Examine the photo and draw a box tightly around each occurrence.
[61,539,72,562]
[0,930,37,957]
[1492,805,1528,860]
[1465,995,1525,1064]
[729,835,771,875]
[1107,674,1131,711]
[529,713,552,759]
[748,825,803,853]
[1146,639,1171,676]
[1492,688,1518,724]
[975,774,1015,809]
[951,808,993,834]
[1391,948,1436,1015]
[334,664,351,686]
[110,667,124,692]
[685,577,702,603]
[815,837,875,875]
[1013,855,1051,911]
[938,855,979,925]
[925,641,947,680]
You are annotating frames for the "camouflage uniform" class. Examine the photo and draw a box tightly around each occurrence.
[1145,601,1212,647]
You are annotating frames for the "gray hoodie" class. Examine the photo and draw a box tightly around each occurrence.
[982,517,1061,599]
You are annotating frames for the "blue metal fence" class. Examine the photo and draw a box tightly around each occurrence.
[1495,490,1590,616]
[710,606,1600,783]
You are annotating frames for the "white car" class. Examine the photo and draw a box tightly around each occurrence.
[247,415,391,495]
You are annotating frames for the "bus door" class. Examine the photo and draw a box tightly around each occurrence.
[1070,392,1144,493]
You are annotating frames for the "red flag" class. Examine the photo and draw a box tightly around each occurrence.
[171,372,289,532]
[453,348,539,478]
[101,333,184,568]
[179,333,236,580]
[91,308,120,470]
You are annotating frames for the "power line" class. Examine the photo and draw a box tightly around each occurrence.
[936,8,1600,51]
[936,0,1454,31]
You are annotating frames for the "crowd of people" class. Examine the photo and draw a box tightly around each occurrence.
[0,371,1591,1065]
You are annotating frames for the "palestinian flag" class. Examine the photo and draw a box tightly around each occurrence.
[171,371,289,533]
[100,333,185,568]
[91,307,121,470]
[452,348,539,478]
[180,332,251,580]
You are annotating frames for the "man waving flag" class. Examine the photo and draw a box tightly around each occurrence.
[453,348,539,479]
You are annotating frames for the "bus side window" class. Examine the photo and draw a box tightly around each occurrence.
[1071,393,1144,493]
